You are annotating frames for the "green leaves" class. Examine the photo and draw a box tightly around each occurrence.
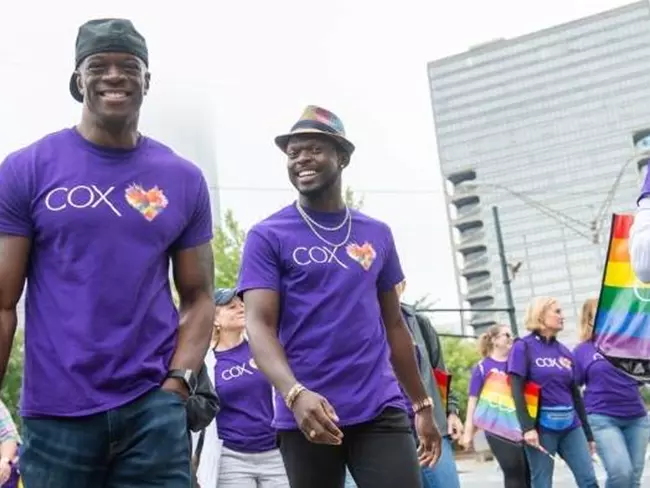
[440,336,481,422]
[212,209,246,289]
[1,330,24,422]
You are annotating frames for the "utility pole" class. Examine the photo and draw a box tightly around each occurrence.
[492,206,519,337]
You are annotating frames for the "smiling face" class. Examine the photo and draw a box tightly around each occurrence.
[215,296,245,332]
[76,52,150,125]
[286,134,348,197]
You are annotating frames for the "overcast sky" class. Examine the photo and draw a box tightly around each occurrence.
[0,0,635,330]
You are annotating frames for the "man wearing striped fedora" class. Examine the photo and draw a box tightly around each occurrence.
[237,105,442,488]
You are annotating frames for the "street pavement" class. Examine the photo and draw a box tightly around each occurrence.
[457,456,650,487]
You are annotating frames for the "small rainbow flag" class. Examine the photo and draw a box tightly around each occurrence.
[433,368,451,413]
[594,214,650,381]
[473,371,540,443]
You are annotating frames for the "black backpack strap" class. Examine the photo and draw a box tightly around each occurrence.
[414,311,440,368]
[194,428,206,463]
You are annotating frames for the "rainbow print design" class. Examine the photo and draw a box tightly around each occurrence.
[433,368,451,412]
[594,214,650,360]
[473,371,540,443]
[125,184,168,222]
[346,242,377,271]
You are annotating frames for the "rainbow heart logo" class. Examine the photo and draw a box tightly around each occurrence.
[346,242,377,271]
[125,184,168,221]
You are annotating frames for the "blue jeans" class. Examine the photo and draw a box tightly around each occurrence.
[20,388,190,488]
[525,426,598,488]
[421,436,460,488]
[344,436,459,488]
[589,413,650,488]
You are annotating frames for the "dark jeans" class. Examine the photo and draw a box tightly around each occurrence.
[486,433,531,488]
[278,407,421,488]
[20,388,190,488]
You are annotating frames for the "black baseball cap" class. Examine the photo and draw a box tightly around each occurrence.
[69,18,148,103]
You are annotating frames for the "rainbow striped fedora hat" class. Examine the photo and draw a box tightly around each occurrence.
[275,105,355,155]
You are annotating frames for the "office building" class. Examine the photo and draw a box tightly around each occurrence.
[428,1,650,340]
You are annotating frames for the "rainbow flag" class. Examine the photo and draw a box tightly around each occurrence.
[433,368,451,413]
[473,371,540,443]
[595,214,650,381]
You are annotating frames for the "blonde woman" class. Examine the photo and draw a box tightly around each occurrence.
[460,324,529,488]
[574,298,649,488]
[507,297,597,488]
[196,288,288,488]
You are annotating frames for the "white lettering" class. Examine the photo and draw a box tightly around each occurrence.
[44,185,122,216]
[292,245,348,269]
[535,358,561,369]
[221,362,255,381]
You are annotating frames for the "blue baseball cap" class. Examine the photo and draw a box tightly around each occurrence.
[213,288,237,306]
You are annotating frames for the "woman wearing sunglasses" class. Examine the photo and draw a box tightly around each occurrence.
[461,324,530,488]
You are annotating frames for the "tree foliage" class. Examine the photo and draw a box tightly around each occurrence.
[344,186,364,210]
[439,336,481,421]
[212,209,247,289]
[1,330,24,422]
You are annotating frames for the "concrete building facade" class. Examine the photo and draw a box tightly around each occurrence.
[428,1,650,340]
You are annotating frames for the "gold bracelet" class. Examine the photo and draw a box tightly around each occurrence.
[284,383,306,409]
[413,396,434,414]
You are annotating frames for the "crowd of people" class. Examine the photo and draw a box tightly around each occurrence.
[0,15,649,488]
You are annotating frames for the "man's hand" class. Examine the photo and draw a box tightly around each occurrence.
[291,389,343,445]
[447,413,464,441]
[414,408,442,467]
[161,377,189,402]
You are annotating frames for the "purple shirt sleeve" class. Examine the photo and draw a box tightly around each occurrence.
[507,339,528,377]
[172,173,213,250]
[468,362,485,397]
[237,228,281,293]
[377,225,405,292]
[0,153,34,238]
[573,345,587,386]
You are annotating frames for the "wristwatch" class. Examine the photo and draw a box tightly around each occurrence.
[166,369,197,395]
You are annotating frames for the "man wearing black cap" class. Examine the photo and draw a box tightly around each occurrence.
[0,18,215,487]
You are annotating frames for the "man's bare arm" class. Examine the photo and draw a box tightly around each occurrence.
[243,289,297,398]
[378,288,428,404]
[171,242,215,374]
[0,235,30,387]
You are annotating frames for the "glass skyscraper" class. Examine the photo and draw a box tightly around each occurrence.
[428,1,650,341]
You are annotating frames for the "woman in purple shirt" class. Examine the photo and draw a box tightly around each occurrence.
[461,324,530,488]
[574,298,650,488]
[507,297,598,488]
[211,288,289,488]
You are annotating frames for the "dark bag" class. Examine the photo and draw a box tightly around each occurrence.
[186,363,219,432]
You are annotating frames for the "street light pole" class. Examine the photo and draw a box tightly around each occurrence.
[492,206,519,337]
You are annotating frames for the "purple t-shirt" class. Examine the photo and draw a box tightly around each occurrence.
[0,128,213,417]
[215,341,276,453]
[507,334,580,430]
[574,340,646,419]
[237,204,405,429]
[468,357,507,397]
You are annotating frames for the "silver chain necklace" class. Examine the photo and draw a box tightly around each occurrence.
[295,201,350,231]
[295,202,353,249]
